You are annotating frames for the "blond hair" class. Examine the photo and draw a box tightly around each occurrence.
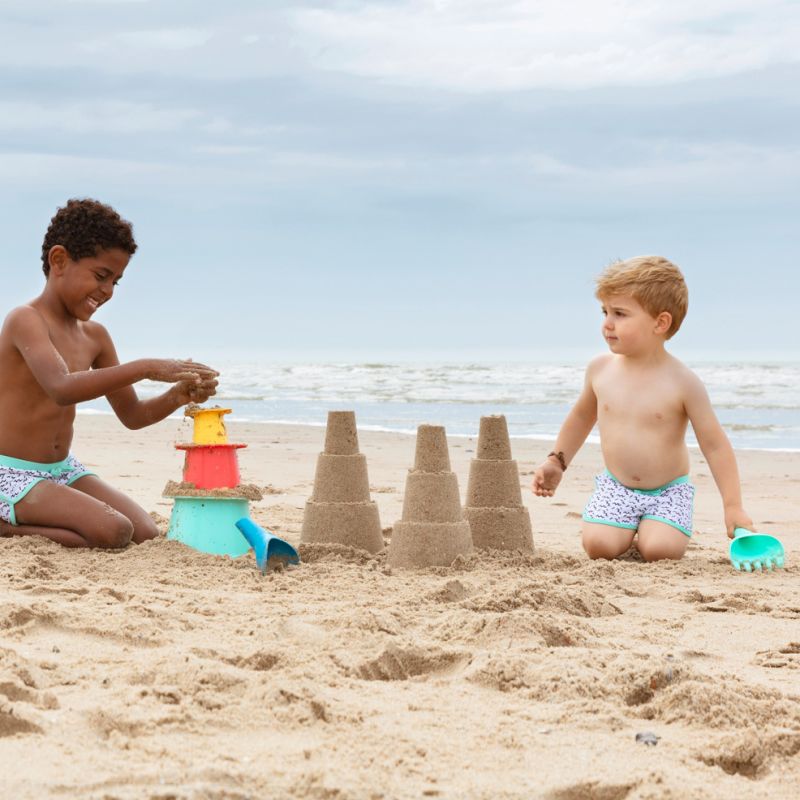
[595,255,688,339]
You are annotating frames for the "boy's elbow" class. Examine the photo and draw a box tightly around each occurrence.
[119,413,146,430]
[49,386,76,406]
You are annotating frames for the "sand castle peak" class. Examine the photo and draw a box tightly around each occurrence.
[413,424,452,473]
[324,410,360,456]
[476,415,513,461]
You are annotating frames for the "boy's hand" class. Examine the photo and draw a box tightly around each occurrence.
[171,376,218,406]
[725,505,754,539]
[532,460,564,497]
[146,359,219,384]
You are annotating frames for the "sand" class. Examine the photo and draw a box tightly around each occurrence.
[1,413,798,799]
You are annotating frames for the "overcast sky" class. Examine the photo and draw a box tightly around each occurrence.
[1,1,798,362]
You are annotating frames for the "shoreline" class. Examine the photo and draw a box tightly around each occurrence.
[74,408,800,454]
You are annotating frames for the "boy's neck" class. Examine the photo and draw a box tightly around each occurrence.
[621,342,669,365]
[35,285,79,326]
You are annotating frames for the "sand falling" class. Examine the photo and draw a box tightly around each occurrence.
[300,411,384,553]
[464,415,533,552]
[388,424,473,569]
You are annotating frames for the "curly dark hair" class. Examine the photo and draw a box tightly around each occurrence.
[41,198,137,277]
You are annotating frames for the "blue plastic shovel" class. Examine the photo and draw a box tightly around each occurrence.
[729,527,786,572]
[236,517,300,574]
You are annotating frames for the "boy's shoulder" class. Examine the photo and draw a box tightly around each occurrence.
[659,354,708,399]
[2,303,110,343]
[586,352,614,375]
[1,303,41,334]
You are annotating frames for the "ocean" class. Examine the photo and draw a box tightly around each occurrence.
[80,360,800,452]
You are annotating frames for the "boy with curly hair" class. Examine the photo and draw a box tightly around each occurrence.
[0,198,218,548]
[532,255,753,561]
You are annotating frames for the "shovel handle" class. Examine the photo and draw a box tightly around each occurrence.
[733,527,754,539]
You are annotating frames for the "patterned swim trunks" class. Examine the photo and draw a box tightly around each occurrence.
[0,453,96,526]
[582,470,695,538]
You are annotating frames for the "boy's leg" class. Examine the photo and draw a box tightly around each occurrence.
[11,481,134,548]
[69,475,159,544]
[581,522,636,560]
[636,519,690,561]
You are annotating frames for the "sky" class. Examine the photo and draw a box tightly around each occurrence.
[1,0,798,363]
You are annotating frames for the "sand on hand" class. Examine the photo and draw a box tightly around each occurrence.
[300,411,384,553]
[464,415,533,552]
[388,424,473,569]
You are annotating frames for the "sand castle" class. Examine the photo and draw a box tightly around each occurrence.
[388,424,473,569]
[300,411,384,553]
[464,415,533,552]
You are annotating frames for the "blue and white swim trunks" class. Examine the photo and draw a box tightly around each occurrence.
[583,470,695,538]
[0,454,95,526]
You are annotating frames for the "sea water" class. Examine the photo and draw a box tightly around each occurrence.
[80,360,800,451]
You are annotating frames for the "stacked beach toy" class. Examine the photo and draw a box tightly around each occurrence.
[164,406,299,570]
[164,406,257,557]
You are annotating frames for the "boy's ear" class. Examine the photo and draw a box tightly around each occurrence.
[48,245,69,276]
[654,311,672,335]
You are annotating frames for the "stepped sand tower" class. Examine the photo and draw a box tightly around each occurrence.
[464,415,533,552]
[301,411,383,553]
[388,425,473,569]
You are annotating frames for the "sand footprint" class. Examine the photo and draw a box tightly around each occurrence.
[356,643,470,681]
[545,781,636,800]
[754,642,800,669]
[0,647,59,738]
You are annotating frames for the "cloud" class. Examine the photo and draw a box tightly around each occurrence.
[0,100,202,133]
[93,27,213,51]
[290,0,800,91]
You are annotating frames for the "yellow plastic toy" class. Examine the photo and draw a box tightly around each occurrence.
[185,405,232,445]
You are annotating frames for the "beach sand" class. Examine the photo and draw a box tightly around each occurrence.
[1,413,798,799]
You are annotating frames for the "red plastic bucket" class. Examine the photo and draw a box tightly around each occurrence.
[177,443,246,489]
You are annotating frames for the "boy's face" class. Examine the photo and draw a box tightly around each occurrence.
[48,246,130,321]
[599,293,670,356]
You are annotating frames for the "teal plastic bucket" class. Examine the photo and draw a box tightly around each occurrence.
[166,496,251,557]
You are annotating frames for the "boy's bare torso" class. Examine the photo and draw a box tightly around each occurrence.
[591,353,691,489]
[0,303,102,462]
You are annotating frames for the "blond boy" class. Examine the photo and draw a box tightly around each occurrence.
[532,256,753,561]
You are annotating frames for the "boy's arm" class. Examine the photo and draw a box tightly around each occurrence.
[531,358,601,497]
[684,372,753,537]
[92,325,218,430]
[8,306,216,407]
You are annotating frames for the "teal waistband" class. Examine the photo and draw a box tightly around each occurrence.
[0,453,73,475]
[605,469,689,495]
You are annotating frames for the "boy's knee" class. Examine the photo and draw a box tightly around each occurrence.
[582,531,609,559]
[90,513,134,548]
[636,540,685,562]
[133,516,159,544]
[581,528,630,560]
[583,539,616,560]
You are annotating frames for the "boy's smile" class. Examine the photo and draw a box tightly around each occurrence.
[50,247,130,321]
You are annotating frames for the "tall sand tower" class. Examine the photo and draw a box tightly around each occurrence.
[464,415,533,551]
[388,424,473,569]
[300,411,383,553]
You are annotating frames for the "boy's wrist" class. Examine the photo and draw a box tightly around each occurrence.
[547,451,568,472]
